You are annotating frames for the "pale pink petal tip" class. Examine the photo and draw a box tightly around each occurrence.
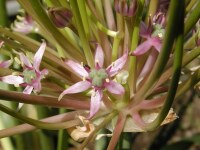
[0,60,12,68]
[95,44,104,68]
[33,41,46,71]
[105,80,125,95]
[131,40,153,56]
[19,53,32,68]
[23,85,34,94]
[58,81,91,101]
[65,60,89,77]
[1,75,24,85]
[88,90,102,119]
[108,51,128,77]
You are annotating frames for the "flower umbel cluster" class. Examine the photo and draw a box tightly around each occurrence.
[0,0,199,150]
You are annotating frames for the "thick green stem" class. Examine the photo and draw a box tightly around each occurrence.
[146,1,184,130]
[0,0,9,27]
[128,0,145,96]
[184,1,200,35]
[145,0,159,22]
[112,33,123,61]
[57,109,69,150]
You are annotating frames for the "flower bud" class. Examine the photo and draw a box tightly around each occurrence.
[48,7,73,28]
[114,0,137,17]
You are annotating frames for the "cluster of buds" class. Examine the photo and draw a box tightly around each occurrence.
[114,0,137,17]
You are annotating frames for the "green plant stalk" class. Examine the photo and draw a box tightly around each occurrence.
[0,0,9,27]
[77,0,90,39]
[59,0,70,8]
[57,109,69,150]
[0,126,14,150]
[45,0,61,7]
[0,104,14,150]
[184,1,200,35]
[70,0,94,67]
[146,2,184,130]
[134,0,182,104]
[94,0,105,23]
[145,0,159,23]
[0,79,25,150]
[36,106,54,150]
[79,111,118,149]
[128,0,145,96]
[186,0,197,13]
[112,33,123,61]
[184,32,196,49]
[89,12,118,37]
[0,103,81,130]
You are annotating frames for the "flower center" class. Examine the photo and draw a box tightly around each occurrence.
[152,24,165,39]
[23,69,36,84]
[89,69,108,87]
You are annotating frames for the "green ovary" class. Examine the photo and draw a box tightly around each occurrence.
[89,69,108,87]
[23,70,36,84]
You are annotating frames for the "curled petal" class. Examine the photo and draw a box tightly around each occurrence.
[108,51,128,77]
[33,41,46,71]
[105,80,125,95]
[95,44,104,68]
[65,60,89,77]
[0,75,24,85]
[23,85,33,94]
[58,81,91,101]
[88,90,102,119]
[19,53,32,68]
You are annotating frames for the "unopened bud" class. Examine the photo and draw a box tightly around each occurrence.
[114,0,137,17]
[48,7,73,28]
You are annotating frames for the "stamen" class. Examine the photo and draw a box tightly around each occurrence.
[81,62,84,67]
[158,33,163,38]
[95,59,99,63]
[105,78,110,83]
[82,76,86,81]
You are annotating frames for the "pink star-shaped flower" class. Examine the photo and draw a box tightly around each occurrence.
[0,41,48,94]
[59,44,128,118]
